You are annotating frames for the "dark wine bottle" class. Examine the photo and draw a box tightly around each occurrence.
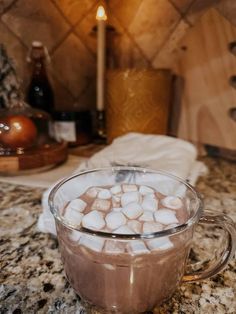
[27,41,54,114]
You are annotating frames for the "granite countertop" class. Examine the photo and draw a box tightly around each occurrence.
[0,157,236,314]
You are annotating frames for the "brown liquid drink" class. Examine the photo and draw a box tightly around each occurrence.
[50,169,236,313]
[57,184,193,313]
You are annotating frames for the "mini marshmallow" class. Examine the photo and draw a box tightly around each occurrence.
[127,220,142,233]
[112,207,123,212]
[122,202,143,219]
[64,208,84,225]
[105,212,127,230]
[79,235,105,252]
[127,240,149,255]
[82,210,105,230]
[121,191,141,207]
[86,187,99,198]
[143,222,163,233]
[98,189,112,199]
[154,209,179,225]
[66,198,87,212]
[161,196,183,210]
[110,185,122,195]
[139,210,154,222]
[104,240,125,254]
[69,230,82,242]
[114,225,134,234]
[91,199,110,212]
[146,237,173,251]
[122,184,138,192]
[142,196,158,212]
[139,185,154,195]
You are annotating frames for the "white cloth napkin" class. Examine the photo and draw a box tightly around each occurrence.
[38,133,208,235]
[0,155,87,188]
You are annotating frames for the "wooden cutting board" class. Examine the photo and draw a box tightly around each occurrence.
[175,8,236,150]
[0,141,68,175]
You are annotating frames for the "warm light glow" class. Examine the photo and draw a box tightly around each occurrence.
[96,5,107,21]
[13,122,22,131]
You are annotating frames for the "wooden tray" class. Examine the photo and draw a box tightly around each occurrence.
[0,141,68,175]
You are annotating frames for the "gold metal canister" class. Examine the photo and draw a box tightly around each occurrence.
[106,69,172,143]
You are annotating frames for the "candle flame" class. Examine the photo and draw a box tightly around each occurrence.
[96,5,107,21]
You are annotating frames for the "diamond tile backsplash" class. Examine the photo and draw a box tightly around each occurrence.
[0,0,232,111]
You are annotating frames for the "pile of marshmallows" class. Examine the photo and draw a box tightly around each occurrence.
[63,184,184,254]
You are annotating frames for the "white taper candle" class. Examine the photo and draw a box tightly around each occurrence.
[96,6,107,111]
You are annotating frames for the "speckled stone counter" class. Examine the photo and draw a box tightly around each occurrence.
[0,157,236,314]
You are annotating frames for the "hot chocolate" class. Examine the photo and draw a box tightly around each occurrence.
[57,184,192,313]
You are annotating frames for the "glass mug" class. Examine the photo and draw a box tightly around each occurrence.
[49,167,236,313]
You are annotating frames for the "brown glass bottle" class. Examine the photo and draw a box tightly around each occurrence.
[27,42,54,114]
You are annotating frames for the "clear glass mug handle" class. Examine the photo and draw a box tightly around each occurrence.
[182,210,236,282]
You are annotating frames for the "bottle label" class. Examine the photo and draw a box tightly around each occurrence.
[54,121,76,142]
